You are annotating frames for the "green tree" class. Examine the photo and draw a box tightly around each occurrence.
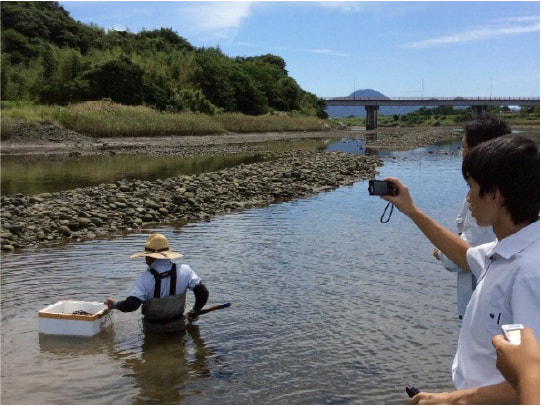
[84,55,145,105]
[168,88,216,114]
[193,48,236,111]
[1,29,40,64]
[229,66,268,115]
[1,1,326,118]
[273,77,301,111]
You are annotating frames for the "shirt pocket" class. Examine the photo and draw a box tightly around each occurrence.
[480,293,509,343]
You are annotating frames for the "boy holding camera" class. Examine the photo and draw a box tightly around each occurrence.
[384,135,539,404]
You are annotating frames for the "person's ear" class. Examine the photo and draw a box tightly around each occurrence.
[493,189,506,206]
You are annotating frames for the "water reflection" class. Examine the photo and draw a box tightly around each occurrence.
[325,137,367,154]
[0,152,272,196]
[37,321,217,404]
[38,327,115,356]
[123,326,213,404]
[1,137,372,196]
[1,138,340,196]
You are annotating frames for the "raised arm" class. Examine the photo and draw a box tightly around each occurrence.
[383,177,471,271]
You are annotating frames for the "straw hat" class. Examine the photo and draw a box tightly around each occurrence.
[130,233,183,259]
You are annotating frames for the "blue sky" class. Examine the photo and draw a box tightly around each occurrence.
[60,1,540,98]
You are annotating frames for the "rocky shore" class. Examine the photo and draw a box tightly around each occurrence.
[1,121,462,157]
[1,150,381,251]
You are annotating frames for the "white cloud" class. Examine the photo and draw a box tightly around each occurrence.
[179,2,255,41]
[311,49,333,54]
[496,16,540,24]
[317,1,370,13]
[405,17,540,49]
[308,48,349,57]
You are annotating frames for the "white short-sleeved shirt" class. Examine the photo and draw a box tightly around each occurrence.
[130,259,201,302]
[438,199,496,317]
[452,220,540,389]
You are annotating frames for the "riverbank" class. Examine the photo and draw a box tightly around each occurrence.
[1,122,464,157]
[3,123,539,251]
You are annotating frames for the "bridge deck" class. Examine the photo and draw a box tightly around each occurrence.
[325,97,539,107]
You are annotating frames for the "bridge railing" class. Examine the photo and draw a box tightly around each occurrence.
[325,96,540,101]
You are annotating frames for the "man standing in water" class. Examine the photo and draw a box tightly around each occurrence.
[105,233,209,333]
[384,135,539,404]
[433,116,510,320]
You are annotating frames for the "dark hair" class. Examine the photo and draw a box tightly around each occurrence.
[462,135,539,225]
[463,115,512,148]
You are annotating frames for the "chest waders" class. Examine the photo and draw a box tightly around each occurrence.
[142,264,187,333]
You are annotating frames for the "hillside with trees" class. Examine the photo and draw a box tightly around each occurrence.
[1,1,328,118]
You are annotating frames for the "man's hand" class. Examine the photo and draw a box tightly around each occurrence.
[382,177,418,216]
[104,298,116,309]
[186,308,199,323]
[492,328,540,390]
[409,392,452,405]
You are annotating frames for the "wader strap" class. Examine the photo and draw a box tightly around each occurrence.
[148,264,177,298]
[170,264,177,296]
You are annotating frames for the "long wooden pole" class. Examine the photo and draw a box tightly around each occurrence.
[195,302,231,315]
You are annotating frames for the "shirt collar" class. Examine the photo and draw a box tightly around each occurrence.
[488,220,540,260]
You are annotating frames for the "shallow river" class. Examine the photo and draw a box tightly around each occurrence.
[2,140,468,404]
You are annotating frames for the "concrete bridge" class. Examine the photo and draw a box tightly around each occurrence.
[324,96,540,129]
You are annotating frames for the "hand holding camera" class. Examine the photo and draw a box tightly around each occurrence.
[368,179,399,223]
[378,177,419,217]
[369,178,420,222]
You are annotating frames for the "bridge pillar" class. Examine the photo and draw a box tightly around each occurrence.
[471,105,489,119]
[365,105,379,130]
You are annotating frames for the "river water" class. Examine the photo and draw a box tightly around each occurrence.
[2,139,469,404]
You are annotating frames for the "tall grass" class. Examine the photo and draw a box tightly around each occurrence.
[53,101,225,137]
[1,101,327,139]
[216,112,326,133]
[1,101,59,122]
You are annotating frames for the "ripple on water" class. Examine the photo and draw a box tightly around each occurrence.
[1,147,465,404]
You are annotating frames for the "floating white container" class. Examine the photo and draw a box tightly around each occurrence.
[38,300,112,336]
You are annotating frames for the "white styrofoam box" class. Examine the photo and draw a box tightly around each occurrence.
[38,300,112,336]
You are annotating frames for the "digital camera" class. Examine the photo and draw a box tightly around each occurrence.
[368,180,394,196]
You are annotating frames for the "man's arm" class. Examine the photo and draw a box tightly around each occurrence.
[104,296,142,312]
[383,177,471,271]
[193,283,209,312]
[409,381,518,405]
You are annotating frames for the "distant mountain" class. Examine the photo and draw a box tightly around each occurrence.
[325,88,420,118]
[350,89,389,99]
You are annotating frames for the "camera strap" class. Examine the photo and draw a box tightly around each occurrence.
[380,202,394,223]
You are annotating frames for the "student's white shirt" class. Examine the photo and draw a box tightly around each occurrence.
[438,199,496,318]
[452,220,540,389]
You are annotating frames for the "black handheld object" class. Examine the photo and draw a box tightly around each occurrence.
[368,180,394,196]
[405,385,420,398]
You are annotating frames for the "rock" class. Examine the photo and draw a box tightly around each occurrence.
[6,224,24,234]
[77,217,92,226]
[58,225,72,236]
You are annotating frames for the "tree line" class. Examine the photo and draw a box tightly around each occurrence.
[1,1,328,118]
